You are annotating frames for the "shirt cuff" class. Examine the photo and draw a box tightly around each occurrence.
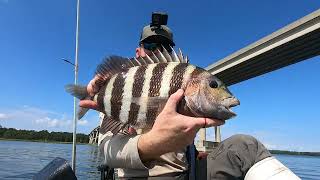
[102,134,148,169]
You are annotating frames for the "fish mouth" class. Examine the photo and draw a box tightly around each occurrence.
[221,97,240,116]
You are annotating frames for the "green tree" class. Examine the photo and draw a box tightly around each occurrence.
[0,127,89,143]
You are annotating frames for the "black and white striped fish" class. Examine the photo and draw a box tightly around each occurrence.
[66,48,240,135]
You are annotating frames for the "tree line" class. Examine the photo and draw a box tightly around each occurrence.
[270,150,320,156]
[0,126,89,143]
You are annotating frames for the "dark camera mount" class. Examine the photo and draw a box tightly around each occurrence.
[150,12,168,28]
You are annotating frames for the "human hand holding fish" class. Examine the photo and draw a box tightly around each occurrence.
[87,75,100,96]
[137,89,225,162]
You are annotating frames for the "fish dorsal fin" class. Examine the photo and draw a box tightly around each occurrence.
[142,46,188,64]
[95,48,188,79]
[132,46,188,65]
[162,45,173,62]
[95,56,133,79]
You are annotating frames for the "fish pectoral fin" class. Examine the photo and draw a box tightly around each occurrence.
[65,84,94,119]
[99,116,129,136]
[77,107,89,119]
[65,84,88,99]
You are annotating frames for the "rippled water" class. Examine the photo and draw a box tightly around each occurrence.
[274,154,320,180]
[0,140,103,179]
[1,140,320,179]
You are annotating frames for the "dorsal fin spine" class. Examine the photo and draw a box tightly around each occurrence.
[151,51,160,63]
[170,46,179,62]
[178,48,185,63]
[145,53,154,64]
[161,45,173,62]
[139,57,147,65]
[135,58,142,66]
[157,49,167,63]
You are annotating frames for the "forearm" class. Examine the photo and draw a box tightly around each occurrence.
[100,133,147,169]
[137,132,167,162]
[137,128,190,163]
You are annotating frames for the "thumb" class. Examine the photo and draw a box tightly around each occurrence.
[163,89,184,112]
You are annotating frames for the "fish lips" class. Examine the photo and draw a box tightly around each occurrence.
[220,97,240,118]
[185,95,240,121]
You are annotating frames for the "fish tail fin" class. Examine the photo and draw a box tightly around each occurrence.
[65,84,91,119]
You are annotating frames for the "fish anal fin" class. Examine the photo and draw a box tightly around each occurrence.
[99,116,129,135]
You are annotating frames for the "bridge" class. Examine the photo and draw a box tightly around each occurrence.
[89,9,320,146]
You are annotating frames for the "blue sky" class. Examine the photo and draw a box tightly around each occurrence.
[0,0,319,151]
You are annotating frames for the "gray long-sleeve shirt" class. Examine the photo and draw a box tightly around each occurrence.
[99,132,188,178]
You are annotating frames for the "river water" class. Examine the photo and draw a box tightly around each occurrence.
[0,140,319,179]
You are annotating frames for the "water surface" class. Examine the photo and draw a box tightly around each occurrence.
[1,140,319,179]
[0,140,103,179]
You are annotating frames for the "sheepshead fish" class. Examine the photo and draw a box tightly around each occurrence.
[66,48,240,135]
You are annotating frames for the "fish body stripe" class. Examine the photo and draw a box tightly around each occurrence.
[98,79,109,113]
[119,66,139,124]
[128,66,147,125]
[146,63,168,124]
[136,64,157,127]
[110,70,128,121]
[159,62,180,97]
[182,65,197,88]
[132,66,147,97]
[168,63,188,95]
[148,63,168,97]
[190,67,203,79]
[104,75,117,116]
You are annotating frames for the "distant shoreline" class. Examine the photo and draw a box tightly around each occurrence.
[269,150,320,157]
[0,138,90,145]
[0,127,89,144]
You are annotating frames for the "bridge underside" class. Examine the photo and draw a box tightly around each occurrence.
[206,9,320,86]
[214,29,320,86]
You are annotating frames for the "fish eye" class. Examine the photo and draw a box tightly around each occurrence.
[209,80,218,88]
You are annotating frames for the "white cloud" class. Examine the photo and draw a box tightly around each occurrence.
[0,106,73,132]
[0,113,8,120]
[0,106,100,133]
[263,143,278,150]
[34,117,72,128]
[203,127,310,151]
[78,119,88,126]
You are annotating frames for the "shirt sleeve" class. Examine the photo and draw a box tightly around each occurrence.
[99,132,148,170]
